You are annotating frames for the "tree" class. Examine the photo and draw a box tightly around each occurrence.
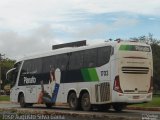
[0,58,15,88]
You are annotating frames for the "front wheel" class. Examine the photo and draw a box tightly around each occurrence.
[81,92,91,111]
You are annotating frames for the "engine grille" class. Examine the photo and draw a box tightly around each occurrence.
[95,82,110,102]
[122,67,149,74]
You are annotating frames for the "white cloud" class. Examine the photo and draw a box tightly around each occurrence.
[0,0,159,59]
[148,17,157,21]
[0,25,63,59]
[71,0,160,15]
[0,0,159,31]
[74,18,139,38]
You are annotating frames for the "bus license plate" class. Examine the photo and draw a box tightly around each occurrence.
[133,96,140,99]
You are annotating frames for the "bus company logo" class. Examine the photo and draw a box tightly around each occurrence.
[142,113,160,120]
[24,76,36,84]
[135,45,150,52]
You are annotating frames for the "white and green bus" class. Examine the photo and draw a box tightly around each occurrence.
[6,40,153,111]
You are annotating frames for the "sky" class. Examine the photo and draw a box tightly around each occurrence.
[0,0,160,60]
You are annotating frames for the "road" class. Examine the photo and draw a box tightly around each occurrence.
[0,103,160,120]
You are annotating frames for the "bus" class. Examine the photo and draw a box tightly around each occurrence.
[6,40,153,111]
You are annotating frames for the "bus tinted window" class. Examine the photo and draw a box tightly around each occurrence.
[97,46,111,66]
[42,56,56,73]
[56,54,69,70]
[69,51,84,70]
[9,62,22,87]
[22,59,42,74]
[19,59,42,86]
[84,48,97,68]
[21,61,29,74]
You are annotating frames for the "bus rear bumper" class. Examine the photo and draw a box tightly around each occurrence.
[112,92,152,104]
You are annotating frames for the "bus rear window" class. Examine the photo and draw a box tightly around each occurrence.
[119,45,150,52]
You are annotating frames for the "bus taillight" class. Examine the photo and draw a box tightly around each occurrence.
[113,75,123,93]
[148,76,153,93]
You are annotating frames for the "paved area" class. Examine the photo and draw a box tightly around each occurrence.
[0,103,160,120]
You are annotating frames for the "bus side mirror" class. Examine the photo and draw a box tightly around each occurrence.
[6,68,16,83]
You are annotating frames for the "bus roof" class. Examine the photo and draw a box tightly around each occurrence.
[16,40,150,62]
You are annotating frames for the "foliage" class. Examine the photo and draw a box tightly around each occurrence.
[0,58,15,88]
[130,33,160,44]
[0,95,10,101]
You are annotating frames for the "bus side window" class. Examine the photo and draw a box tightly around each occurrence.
[84,48,97,68]
[33,59,42,73]
[19,59,43,85]
[69,51,84,70]
[56,54,69,71]
[42,56,56,73]
[97,46,111,66]
[20,61,28,75]
[19,61,28,86]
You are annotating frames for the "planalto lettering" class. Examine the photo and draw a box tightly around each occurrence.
[24,76,36,84]
[135,46,150,52]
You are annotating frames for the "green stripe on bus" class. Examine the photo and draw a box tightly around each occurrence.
[81,68,90,82]
[81,68,99,82]
[119,45,126,50]
[119,45,133,51]
[88,68,99,81]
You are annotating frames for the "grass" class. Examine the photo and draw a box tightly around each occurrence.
[0,95,10,101]
[0,95,159,107]
[129,95,160,107]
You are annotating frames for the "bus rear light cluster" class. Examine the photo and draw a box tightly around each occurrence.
[113,75,123,93]
[148,76,153,93]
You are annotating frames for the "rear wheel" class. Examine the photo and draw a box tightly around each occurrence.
[27,103,33,107]
[112,103,126,112]
[81,92,91,111]
[19,94,27,108]
[45,103,53,108]
[68,92,79,110]
[97,104,111,111]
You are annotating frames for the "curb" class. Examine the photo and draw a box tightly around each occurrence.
[127,107,160,111]
[0,101,159,111]
[0,101,11,104]
[0,108,140,120]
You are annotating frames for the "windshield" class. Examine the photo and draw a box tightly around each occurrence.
[6,62,22,88]
[6,68,16,88]
[119,45,150,52]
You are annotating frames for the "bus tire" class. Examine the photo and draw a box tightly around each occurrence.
[97,104,111,111]
[112,103,126,112]
[27,103,33,107]
[68,92,79,110]
[81,92,91,111]
[45,103,53,108]
[19,94,27,108]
